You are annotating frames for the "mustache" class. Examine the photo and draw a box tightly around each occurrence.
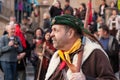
[52,37,56,42]
[52,38,55,41]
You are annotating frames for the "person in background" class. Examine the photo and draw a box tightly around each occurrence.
[63,0,73,15]
[30,28,44,80]
[31,5,40,24]
[17,52,26,80]
[97,16,105,30]
[20,19,32,61]
[107,9,120,37]
[21,17,29,26]
[89,20,98,39]
[109,1,117,8]
[0,1,2,13]
[18,0,23,23]
[16,24,32,80]
[73,8,80,18]
[45,14,117,80]
[2,17,27,80]
[35,30,56,80]
[99,0,108,19]
[49,0,63,18]
[42,12,51,32]
[98,24,119,74]
[3,16,27,50]
[116,29,120,47]
[78,3,86,21]
[24,17,39,48]
[92,8,98,22]
[42,30,56,59]
[3,16,17,35]
[9,16,17,24]
[0,24,23,80]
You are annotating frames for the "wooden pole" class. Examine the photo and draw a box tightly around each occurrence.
[36,42,46,80]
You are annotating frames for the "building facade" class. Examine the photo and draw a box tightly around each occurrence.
[0,0,115,16]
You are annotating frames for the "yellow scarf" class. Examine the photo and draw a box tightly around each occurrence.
[58,39,81,64]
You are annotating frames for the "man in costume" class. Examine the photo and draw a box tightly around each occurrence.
[45,14,117,80]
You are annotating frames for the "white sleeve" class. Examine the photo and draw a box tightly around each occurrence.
[69,71,86,80]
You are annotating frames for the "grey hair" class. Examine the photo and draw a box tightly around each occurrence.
[5,24,15,31]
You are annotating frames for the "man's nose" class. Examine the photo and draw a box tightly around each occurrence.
[50,31,54,38]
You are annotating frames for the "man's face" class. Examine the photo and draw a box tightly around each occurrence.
[10,17,16,23]
[101,0,105,5]
[22,19,28,24]
[98,28,105,37]
[65,2,69,6]
[50,25,69,50]
[112,10,117,16]
[7,25,15,36]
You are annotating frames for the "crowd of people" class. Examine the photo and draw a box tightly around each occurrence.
[0,0,119,80]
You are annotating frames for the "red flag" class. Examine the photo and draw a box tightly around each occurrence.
[84,0,92,29]
[88,0,92,24]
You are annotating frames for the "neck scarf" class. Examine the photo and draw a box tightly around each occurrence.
[58,39,81,64]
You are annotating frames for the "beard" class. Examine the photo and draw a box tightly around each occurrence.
[52,36,67,50]
[52,38,58,49]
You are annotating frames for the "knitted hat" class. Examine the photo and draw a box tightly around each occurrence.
[51,14,84,35]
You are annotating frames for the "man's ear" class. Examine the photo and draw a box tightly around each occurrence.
[104,30,107,35]
[67,28,75,39]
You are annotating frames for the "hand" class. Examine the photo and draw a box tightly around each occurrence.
[43,42,46,49]
[8,41,14,46]
[33,39,36,44]
[46,46,49,50]
[14,44,18,48]
[17,55,21,60]
[37,52,43,56]
[65,52,83,73]
[65,61,79,73]
[17,52,26,60]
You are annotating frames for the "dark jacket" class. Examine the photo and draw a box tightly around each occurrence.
[49,6,63,18]
[64,5,73,15]
[43,19,51,30]
[107,36,119,73]
[99,36,119,73]
[99,4,108,19]
[79,10,86,20]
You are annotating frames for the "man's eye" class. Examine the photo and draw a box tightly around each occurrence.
[52,28,58,32]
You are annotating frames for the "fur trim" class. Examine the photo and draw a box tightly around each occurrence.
[45,51,60,80]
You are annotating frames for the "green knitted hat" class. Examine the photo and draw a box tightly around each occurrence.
[51,14,84,35]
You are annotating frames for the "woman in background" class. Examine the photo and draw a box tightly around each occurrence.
[49,0,63,18]
[30,28,44,80]
[35,30,56,80]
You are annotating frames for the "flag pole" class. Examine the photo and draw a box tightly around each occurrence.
[84,0,92,29]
